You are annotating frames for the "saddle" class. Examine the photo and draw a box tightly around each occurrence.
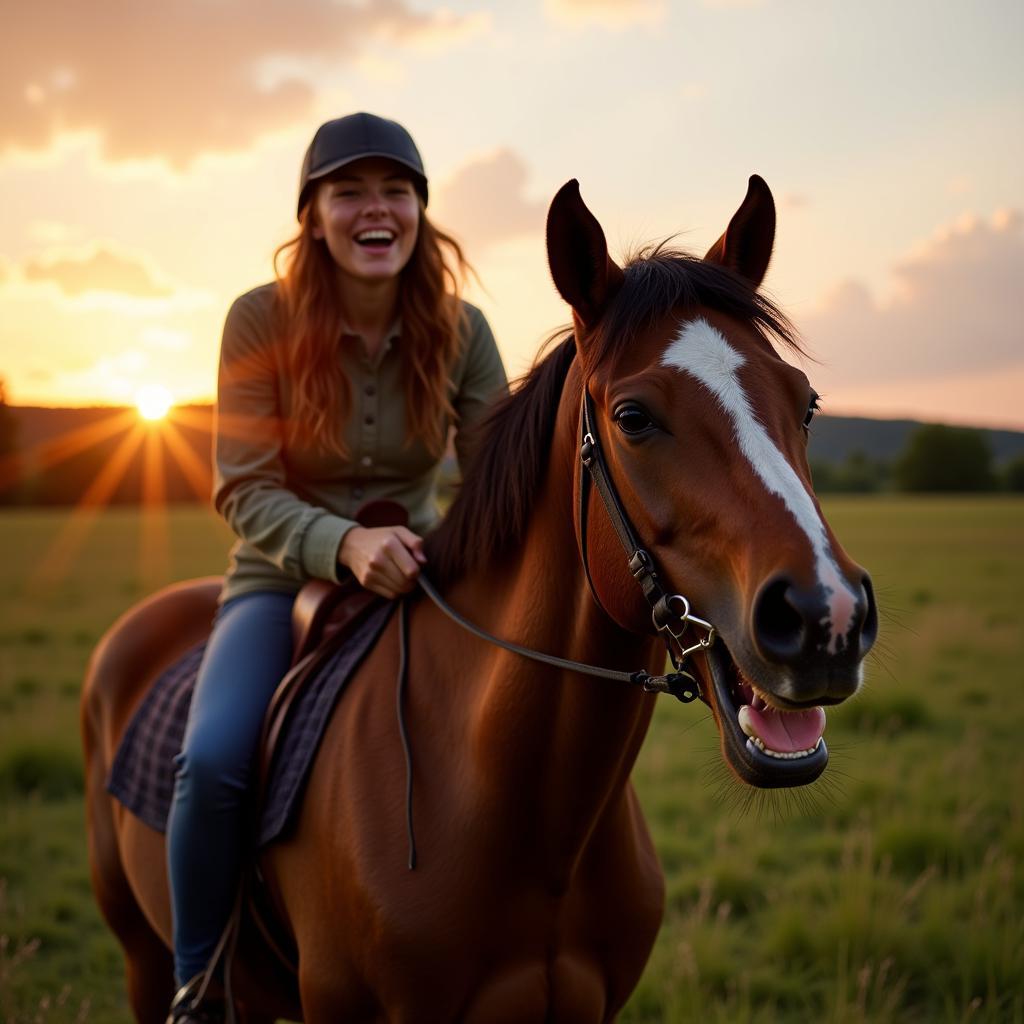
[257,499,407,792]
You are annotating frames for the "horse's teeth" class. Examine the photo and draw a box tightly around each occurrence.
[745,737,821,760]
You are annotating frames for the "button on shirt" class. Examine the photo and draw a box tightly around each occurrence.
[213,283,508,603]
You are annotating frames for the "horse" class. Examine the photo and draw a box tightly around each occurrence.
[82,174,877,1022]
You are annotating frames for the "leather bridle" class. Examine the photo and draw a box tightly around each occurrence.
[396,380,719,870]
[412,385,716,705]
[577,386,716,686]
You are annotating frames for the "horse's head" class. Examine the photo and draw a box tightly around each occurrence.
[546,177,877,788]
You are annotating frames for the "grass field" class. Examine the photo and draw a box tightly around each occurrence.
[1,499,1021,1022]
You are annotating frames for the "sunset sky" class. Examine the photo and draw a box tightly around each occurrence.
[2,0,1021,427]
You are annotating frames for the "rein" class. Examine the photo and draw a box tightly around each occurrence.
[395,384,718,870]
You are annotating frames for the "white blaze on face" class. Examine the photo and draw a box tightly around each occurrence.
[661,318,858,654]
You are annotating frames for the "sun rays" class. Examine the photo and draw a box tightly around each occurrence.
[23,403,213,592]
[135,384,174,422]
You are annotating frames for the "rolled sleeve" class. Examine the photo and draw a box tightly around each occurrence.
[300,512,357,582]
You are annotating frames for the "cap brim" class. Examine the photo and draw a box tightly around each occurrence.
[298,153,428,217]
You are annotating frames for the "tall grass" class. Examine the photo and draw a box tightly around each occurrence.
[0,499,1021,1022]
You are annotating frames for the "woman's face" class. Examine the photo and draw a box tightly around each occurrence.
[311,157,420,285]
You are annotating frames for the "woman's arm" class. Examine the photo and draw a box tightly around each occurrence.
[452,304,509,471]
[213,290,357,583]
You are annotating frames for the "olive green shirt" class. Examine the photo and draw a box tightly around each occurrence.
[214,283,507,603]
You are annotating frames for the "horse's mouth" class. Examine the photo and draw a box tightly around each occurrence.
[699,641,829,788]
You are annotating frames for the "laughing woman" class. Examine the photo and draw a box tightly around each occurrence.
[165,113,507,1022]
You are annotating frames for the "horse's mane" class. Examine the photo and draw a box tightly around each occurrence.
[425,245,801,586]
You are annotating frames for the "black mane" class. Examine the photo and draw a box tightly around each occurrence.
[425,246,800,586]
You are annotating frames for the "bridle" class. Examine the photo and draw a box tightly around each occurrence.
[577,385,716,685]
[413,384,717,706]
[396,380,719,868]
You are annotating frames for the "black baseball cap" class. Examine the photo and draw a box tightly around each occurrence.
[297,112,428,218]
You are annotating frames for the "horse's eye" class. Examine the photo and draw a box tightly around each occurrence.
[803,391,820,431]
[613,403,655,435]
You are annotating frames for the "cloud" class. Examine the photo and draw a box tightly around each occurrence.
[544,0,667,29]
[140,326,191,352]
[46,349,152,403]
[23,246,174,298]
[433,149,547,253]
[803,208,1024,390]
[2,0,484,168]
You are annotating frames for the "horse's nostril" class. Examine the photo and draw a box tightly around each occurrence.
[859,574,878,656]
[753,577,806,662]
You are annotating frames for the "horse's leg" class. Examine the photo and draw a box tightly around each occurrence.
[84,726,175,1021]
[292,929,382,1024]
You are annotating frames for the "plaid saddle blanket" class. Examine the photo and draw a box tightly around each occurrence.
[106,600,395,847]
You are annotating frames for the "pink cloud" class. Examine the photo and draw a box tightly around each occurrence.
[23,247,173,298]
[433,148,547,253]
[803,209,1023,389]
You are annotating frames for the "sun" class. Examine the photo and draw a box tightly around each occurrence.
[135,384,174,422]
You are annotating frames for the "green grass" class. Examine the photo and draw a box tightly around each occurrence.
[0,499,1021,1022]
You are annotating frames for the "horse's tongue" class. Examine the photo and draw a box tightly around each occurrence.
[738,703,825,753]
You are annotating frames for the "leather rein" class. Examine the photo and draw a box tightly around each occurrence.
[414,386,716,701]
[396,385,717,868]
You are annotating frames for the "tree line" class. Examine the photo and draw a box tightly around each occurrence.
[811,424,1024,493]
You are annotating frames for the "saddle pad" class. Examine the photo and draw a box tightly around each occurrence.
[106,600,395,847]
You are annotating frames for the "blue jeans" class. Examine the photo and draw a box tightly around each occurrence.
[165,590,295,984]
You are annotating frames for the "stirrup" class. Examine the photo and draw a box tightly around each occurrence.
[165,972,226,1024]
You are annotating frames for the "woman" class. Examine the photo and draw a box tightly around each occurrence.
[165,112,507,1021]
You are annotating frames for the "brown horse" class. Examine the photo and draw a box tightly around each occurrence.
[82,176,876,1022]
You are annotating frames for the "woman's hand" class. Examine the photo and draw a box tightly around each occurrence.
[338,525,426,599]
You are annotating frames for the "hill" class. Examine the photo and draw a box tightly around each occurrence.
[808,414,1024,467]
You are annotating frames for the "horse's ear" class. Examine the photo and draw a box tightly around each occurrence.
[546,179,624,330]
[704,175,776,289]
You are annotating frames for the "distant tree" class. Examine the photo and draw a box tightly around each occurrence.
[895,424,995,492]
[810,450,891,493]
[1001,453,1024,492]
[837,450,888,492]
[809,460,838,491]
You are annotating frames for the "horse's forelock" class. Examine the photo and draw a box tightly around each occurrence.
[580,246,802,380]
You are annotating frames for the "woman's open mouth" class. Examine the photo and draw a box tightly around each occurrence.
[699,641,829,787]
[355,228,396,251]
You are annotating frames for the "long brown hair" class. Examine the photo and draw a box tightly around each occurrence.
[273,196,471,458]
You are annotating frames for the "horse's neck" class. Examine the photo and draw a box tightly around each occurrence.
[441,436,662,882]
